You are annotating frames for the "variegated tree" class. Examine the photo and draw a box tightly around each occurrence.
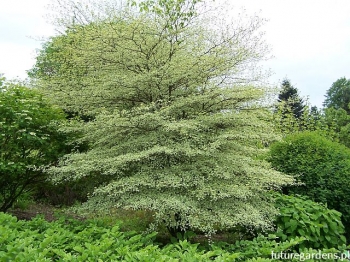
[32,0,293,235]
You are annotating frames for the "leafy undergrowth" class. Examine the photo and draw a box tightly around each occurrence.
[1,212,234,261]
[1,212,347,261]
[83,208,156,234]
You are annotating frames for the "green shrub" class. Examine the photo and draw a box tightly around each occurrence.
[0,84,71,212]
[274,193,346,250]
[268,131,350,237]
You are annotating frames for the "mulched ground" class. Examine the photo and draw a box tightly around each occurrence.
[8,203,61,222]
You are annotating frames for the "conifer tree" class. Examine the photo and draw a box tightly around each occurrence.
[277,79,305,119]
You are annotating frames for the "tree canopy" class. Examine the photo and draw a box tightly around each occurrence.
[324,77,350,113]
[31,0,293,235]
[30,0,271,115]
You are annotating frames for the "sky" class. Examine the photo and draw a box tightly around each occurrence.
[1,0,350,108]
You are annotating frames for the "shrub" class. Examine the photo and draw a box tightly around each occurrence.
[0,84,69,212]
[274,193,346,250]
[268,131,350,237]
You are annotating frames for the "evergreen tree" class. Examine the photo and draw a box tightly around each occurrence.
[277,79,305,119]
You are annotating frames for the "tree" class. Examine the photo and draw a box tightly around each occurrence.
[321,107,350,147]
[0,83,68,212]
[274,103,325,136]
[324,77,350,113]
[31,0,272,115]
[35,0,293,235]
[321,77,350,147]
[274,79,313,135]
[268,131,350,238]
[277,79,305,119]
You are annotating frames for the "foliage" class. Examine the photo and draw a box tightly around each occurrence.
[274,99,350,148]
[31,0,271,115]
[0,212,256,261]
[51,99,292,236]
[323,107,350,147]
[272,78,350,141]
[324,77,350,113]
[85,208,155,233]
[273,193,346,250]
[214,234,305,261]
[29,0,294,236]
[0,83,69,212]
[273,103,332,138]
[130,0,204,30]
[268,131,350,237]
[213,232,347,261]
[274,78,306,134]
[322,77,350,147]
[277,79,305,119]
[11,192,35,210]
[3,212,346,261]
[273,80,331,137]
[34,180,93,207]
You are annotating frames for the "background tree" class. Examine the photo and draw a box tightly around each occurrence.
[277,78,305,119]
[0,83,68,212]
[274,79,310,134]
[311,77,350,147]
[273,80,343,137]
[33,0,293,236]
[324,77,350,113]
[323,107,350,147]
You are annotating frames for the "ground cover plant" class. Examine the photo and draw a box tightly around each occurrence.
[3,211,342,262]
[2,191,349,261]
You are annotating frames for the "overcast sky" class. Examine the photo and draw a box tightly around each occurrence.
[1,0,350,108]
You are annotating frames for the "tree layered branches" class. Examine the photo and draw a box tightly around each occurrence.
[51,88,292,234]
[31,0,293,235]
